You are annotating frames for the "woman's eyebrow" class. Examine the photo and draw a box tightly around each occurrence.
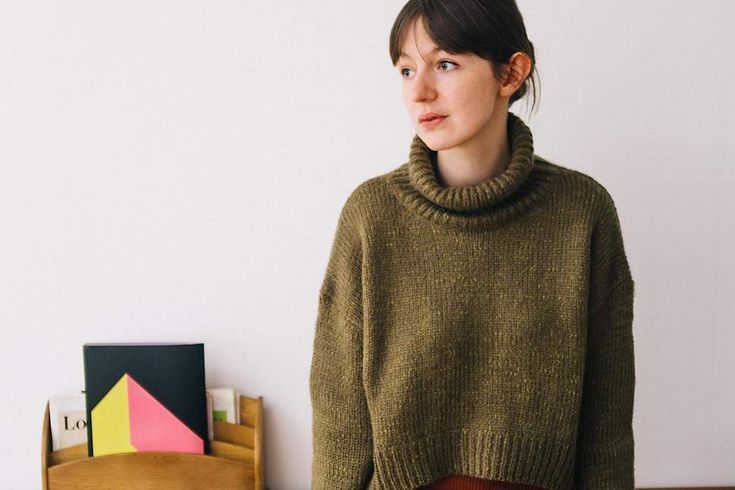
[398,46,443,61]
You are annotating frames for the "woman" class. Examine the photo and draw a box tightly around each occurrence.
[310,1,636,489]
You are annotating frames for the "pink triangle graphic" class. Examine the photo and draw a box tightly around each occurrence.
[126,374,204,453]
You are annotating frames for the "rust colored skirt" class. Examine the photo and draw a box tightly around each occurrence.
[417,474,546,490]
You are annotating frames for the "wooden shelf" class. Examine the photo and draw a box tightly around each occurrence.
[42,395,265,490]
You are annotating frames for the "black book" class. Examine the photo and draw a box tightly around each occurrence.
[82,342,208,457]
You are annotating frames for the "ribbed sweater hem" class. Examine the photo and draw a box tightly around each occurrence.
[368,429,575,490]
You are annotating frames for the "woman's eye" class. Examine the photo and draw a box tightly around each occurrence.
[439,60,457,71]
[400,60,456,79]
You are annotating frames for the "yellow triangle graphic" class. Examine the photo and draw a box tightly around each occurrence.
[91,373,136,455]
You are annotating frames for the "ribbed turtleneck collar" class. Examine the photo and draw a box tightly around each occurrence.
[387,111,555,230]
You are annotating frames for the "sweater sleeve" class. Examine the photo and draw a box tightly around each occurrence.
[309,195,374,489]
[575,190,636,488]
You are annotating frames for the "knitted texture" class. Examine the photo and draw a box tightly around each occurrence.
[310,111,636,490]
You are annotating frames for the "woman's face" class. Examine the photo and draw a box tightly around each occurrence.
[397,18,504,151]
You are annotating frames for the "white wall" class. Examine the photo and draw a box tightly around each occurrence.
[1,1,733,488]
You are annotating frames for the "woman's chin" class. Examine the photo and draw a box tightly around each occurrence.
[418,132,456,152]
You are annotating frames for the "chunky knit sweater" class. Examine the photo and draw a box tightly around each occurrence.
[310,111,636,490]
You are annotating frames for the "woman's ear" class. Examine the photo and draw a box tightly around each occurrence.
[500,52,532,95]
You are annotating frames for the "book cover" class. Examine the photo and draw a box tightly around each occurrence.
[83,342,208,457]
[49,394,87,450]
[207,387,238,424]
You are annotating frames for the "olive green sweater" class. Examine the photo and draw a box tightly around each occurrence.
[310,111,636,490]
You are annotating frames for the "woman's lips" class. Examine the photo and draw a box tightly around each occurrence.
[419,115,447,129]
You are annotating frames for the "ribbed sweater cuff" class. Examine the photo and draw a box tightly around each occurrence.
[371,429,575,490]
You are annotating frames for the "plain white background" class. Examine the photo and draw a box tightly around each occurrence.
[1,1,733,488]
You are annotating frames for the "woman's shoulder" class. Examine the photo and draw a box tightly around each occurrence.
[339,166,405,215]
[329,171,399,239]
[533,154,622,214]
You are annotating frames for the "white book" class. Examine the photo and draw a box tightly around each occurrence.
[49,394,87,450]
[235,391,241,425]
[206,391,214,440]
[207,388,237,424]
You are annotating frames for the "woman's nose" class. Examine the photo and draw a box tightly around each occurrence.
[410,71,436,102]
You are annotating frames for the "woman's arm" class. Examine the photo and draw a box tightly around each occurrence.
[310,194,374,489]
[575,188,636,488]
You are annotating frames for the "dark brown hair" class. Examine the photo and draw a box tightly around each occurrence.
[389,0,539,116]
